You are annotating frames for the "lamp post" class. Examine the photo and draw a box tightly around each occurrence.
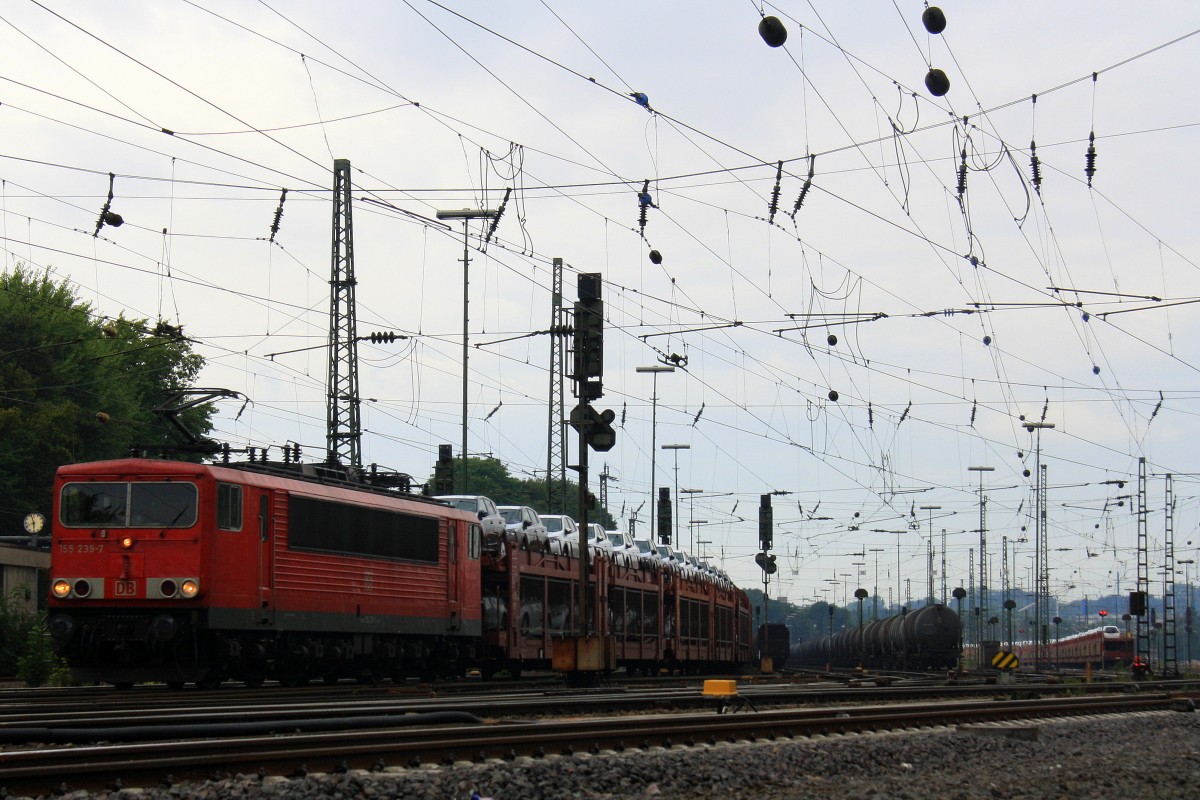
[967,465,994,648]
[840,572,853,628]
[1052,615,1062,669]
[661,444,689,552]
[872,529,909,615]
[826,603,835,671]
[637,365,675,541]
[682,488,704,554]
[855,587,869,670]
[919,506,942,605]
[1004,598,1017,650]
[869,548,885,620]
[952,586,967,675]
[1180,559,1195,668]
[436,207,498,494]
[1022,422,1055,670]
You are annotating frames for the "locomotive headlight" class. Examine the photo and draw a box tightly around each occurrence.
[180,579,200,598]
[120,536,134,549]
[52,579,72,598]
[159,579,178,598]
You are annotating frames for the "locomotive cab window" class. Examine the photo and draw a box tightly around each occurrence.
[217,483,243,531]
[468,523,482,560]
[61,481,198,528]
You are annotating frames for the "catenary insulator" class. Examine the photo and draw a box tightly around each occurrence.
[925,68,950,97]
[922,7,947,34]
[758,16,788,47]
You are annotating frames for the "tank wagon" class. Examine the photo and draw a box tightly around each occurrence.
[791,604,961,671]
[755,623,791,669]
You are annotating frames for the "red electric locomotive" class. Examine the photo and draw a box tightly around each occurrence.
[47,455,753,687]
[47,457,483,688]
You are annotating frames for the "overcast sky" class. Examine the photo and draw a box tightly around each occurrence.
[3,1,1199,609]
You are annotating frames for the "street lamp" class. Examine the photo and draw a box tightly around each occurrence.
[919,505,941,606]
[869,548,886,620]
[637,365,675,540]
[1053,615,1063,669]
[1180,559,1195,668]
[682,488,704,554]
[1004,598,1017,650]
[661,444,690,551]
[952,586,967,675]
[826,603,835,671]
[436,207,498,494]
[967,465,994,647]
[872,529,910,615]
[1022,422,1055,670]
[855,588,869,669]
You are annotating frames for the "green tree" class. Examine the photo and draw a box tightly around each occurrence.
[0,263,213,532]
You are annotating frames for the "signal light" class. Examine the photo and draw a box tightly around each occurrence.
[1130,590,1147,616]
[755,552,778,574]
[181,579,200,598]
[1099,609,1108,617]
[758,494,773,551]
[568,403,617,452]
[433,443,455,494]
[121,536,134,549]
[657,487,672,545]
[574,273,605,392]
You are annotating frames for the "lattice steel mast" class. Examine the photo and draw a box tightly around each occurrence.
[326,159,361,467]
[1163,473,1179,677]
[547,257,567,512]
[1137,457,1150,669]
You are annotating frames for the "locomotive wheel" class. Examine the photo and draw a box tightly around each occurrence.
[166,681,185,690]
[112,682,133,691]
[242,674,265,689]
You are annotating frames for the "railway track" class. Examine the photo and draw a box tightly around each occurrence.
[4,674,1197,732]
[0,691,1191,796]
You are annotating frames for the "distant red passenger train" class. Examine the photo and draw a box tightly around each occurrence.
[47,457,751,688]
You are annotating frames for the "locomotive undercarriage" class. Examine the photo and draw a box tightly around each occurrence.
[48,610,478,688]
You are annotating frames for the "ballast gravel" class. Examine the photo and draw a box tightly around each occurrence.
[5,710,1199,800]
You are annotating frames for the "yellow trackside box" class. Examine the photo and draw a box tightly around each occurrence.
[702,679,738,698]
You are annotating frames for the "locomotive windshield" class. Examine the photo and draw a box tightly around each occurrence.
[60,481,198,528]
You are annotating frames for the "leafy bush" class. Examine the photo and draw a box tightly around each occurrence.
[17,622,72,687]
[0,590,72,686]
[0,589,35,676]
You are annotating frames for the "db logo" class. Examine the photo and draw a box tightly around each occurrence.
[114,580,137,596]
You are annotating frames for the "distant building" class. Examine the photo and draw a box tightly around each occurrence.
[1,544,49,614]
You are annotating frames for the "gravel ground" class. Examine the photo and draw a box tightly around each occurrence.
[5,709,1199,800]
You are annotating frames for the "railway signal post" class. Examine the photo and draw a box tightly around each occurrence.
[757,494,777,673]
[559,273,617,684]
